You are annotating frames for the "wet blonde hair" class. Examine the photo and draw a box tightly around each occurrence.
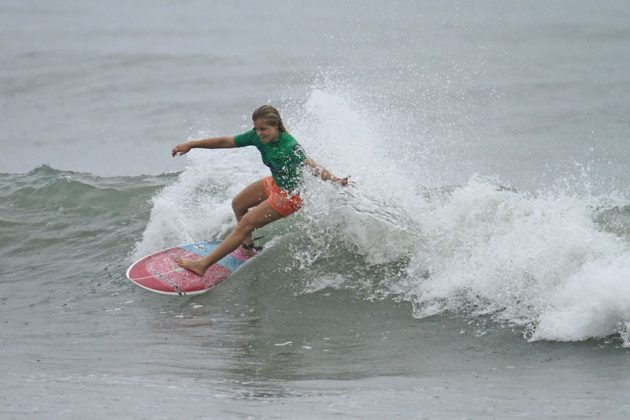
[252,105,288,133]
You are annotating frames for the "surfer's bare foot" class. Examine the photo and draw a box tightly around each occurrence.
[174,257,208,276]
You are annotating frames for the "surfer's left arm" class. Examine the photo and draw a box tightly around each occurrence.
[304,158,351,186]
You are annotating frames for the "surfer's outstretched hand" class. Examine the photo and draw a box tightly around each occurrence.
[337,176,356,187]
[171,142,192,157]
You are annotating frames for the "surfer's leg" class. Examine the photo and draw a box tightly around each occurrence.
[175,201,283,276]
[231,179,268,248]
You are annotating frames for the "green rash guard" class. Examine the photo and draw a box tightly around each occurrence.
[233,129,307,192]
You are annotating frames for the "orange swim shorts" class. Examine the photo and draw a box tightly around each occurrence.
[263,176,303,218]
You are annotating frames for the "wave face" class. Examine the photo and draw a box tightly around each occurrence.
[129,88,630,346]
[0,165,173,280]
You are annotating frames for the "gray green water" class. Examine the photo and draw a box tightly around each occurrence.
[3,1,630,418]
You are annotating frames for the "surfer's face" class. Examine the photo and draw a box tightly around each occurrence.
[254,119,279,143]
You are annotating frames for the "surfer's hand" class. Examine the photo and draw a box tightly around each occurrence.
[171,142,192,157]
[336,176,353,187]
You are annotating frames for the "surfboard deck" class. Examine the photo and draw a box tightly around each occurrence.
[126,241,257,296]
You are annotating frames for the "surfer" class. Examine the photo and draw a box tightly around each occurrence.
[170,105,350,276]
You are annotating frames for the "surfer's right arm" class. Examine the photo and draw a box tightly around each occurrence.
[171,136,236,156]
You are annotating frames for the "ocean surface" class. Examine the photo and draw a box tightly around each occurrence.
[2,0,630,418]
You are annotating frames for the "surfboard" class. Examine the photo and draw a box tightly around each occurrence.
[126,241,257,296]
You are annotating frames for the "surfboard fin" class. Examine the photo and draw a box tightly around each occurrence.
[243,236,264,251]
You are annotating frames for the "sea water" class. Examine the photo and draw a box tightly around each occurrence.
[2,1,630,418]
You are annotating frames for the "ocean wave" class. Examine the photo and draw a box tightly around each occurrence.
[130,88,630,346]
[295,175,630,346]
[0,165,173,269]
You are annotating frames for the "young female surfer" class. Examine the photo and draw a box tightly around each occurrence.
[170,105,350,276]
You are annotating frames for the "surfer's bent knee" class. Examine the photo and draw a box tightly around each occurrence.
[231,197,243,215]
[235,214,257,235]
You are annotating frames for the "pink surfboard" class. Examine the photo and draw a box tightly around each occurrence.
[126,241,257,296]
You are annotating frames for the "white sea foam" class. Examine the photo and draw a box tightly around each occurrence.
[401,179,630,343]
